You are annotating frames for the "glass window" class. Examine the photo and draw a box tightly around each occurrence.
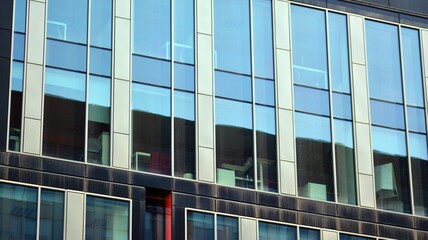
[259,221,297,240]
[291,5,328,89]
[145,197,168,240]
[255,78,274,106]
[174,63,195,92]
[294,86,330,116]
[253,0,274,79]
[410,133,428,216]
[299,228,320,240]
[215,71,252,102]
[90,0,112,48]
[86,196,130,240]
[407,106,426,133]
[39,190,64,240]
[46,39,87,72]
[370,100,405,130]
[9,61,24,151]
[340,234,375,240]
[332,92,352,120]
[187,211,214,240]
[173,0,194,64]
[90,47,112,77]
[217,215,238,240]
[14,0,27,33]
[132,55,171,88]
[13,33,25,61]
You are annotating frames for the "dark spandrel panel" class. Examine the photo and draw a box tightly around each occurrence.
[47,0,88,44]
[340,233,375,240]
[370,99,404,130]
[259,221,297,240]
[90,47,111,77]
[0,28,12,59]
[215,70,252,102]
[410,133,428,217]
[299,227,320,240]
[187,211,214,240]
[294,85,330,116]
[255,78,274,106]
[378,210,414,228]
[253,0,274,79]
[333,92,352,120]
[8,61,24,152]
[132,55,171,87]
[399,14,428,30]
[173,0,194,64]
[174,63,194,92]
[217,215,239,240]
[90,0,112,49]
[40,190,64,240]
[13,33,25,61]
[0,0,13,30]
[390,0,428,16]
[132,83,171,175]
[46,39,87,72]
[407,106,426,134]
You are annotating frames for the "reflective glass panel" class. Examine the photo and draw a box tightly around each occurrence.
[300,228,320,240]
[215,71,252,102]
[255,78,274,106]
[410,133,428,216]
[216,98,254,189]
[145,198,166,240]
[9,61,24,152]
[86,196,129,240]
[295,112,334,201]
[174,63,195,92]
[133,0,170,59]
[13,33,25,61]
[14,0,27,33]
[370,100,404,130]
[90,0,112,49]
[174,91,195,179]
[259,221,297,240]
[132,83,171,175]
[187,211,214,240]
[90,47,111,77]
[39,190,64,240]
[133,55,171,87]
[217,215,238,240]
[333,92,352,120]
[253,0,274,79]
[340,234,375,240]
[407,106,426,133]
[294,86,330,116]
[366,20,403,103]
[372,126,411,213]
[214,0,251,74]
[46,39,87,72]
[173,0,194,64]
[291,5,328,89]
[47,0,88,44]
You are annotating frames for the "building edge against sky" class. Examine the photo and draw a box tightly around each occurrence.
[1,0,428,239]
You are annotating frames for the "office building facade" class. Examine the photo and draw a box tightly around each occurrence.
[1,0,428,239]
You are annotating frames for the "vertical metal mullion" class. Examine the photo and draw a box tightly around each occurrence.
[84,0,92,163]
[193,0,198,180]
[36,188,41,240]
[63,191,67,240]
[171,0,175,177]
[110,0,115,167]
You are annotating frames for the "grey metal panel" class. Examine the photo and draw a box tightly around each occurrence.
[356,122,373,175]
[198,146,214,182]
[275,0,290,50]
[277,49,293,110]
[322,230,338,240]
[24,63,43,120]
[114,18,130,81]
[280,160,296,196]
[359,173,375,208]
[23,118,41,155]
[197,33,213,96]
[197,0,212,35]
[198,94,214,148]
[240,218,257,240]
[113,132,129,169]
[113,79,130,134]
[115,0,131,19]
[349,15,366,65]
[352,64,370,124]
[422,31,428,78]
[27,1,46,65]
[65,191,84,240]
[278,108,294,162]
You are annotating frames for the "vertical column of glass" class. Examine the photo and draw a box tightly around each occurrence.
[187,211,214,240]
[8,0,27,152]
[39,190,65,240]
[366,20,411,213]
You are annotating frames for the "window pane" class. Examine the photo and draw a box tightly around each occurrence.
[333,92,352,120]
[291,5,328,89]
[90,47,111,77]
[90,0,112,48]
[9,61,24,151]
[187,211,214,240]
[39,190,64,240]
[217,216,238,240]
[174,63,194,92]
[259,221,297,240]
[294,86,330,116]
[132,83,171,175]
[215,71,252,102]
[88,76,111,165]
[43,68,86,161]
[174,91,195,179]
[46,39,87,72]
[216,98,254,189]
[13,33,25,61]
[47,0,88,44]
[0,183,37,240]
[409,133,428,216]
[86,196,129,240]
[295,112,334,201]
[370,100,404,130]
[14,0,27,33]
[214,0,251,74]
[133,0,170,59]
[133,55,171,87]
[145,198,166,240]
[407,106,426,133]
[255,78,274,106]
[173,0,194,64]
[366,20,403,103]
[402,27,424,107]
[372,126,411,213]
[334,119,357,205]
[300,228,320,240]
[253,0,273,79]
[328,12,350,93]
[256,105,277,192]
[340,234,375,240]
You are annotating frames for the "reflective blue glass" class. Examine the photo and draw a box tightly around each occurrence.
[46,39,87,72]
[366,20,403,103]
[90,0,112,48]
[217,216,238,240]
[333,92,352,120]
[90,47,111,76]
[45,67,86,102]
[187,211,214,240]
[294,86,330,116]
[291,5,328,89]
[11,61,24,92]
[407,106,426,133]
[409,133,428,161]
[214,0,251,74]
[340,234,375,240]
[328,12,350,93]
[255,78,274,106]
[372,126,406,157]
[13,33,25,61]
[133,0,170,59]
[402,27,424,107]
[40,190,64,240]
[295,112,331,147]
[216,98,252,130]
[300,228,320,240]
[174,63,194,92]
[14,0,27,33]
[334,120,353,149]
[215,71,252,102]
[370,100,404,130]
[47,0,88,44]
[132,55,171,87]
[259,222,297,240]
[132,84,171,117]
[174,91,194,121]
[174,0,194,64]
[253,0,274,79]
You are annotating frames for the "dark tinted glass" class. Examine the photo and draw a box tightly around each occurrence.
[259,221,297,240]
[13,33,25,61]
[294,86,330,116]
[340,234,375,240]
[90,47,111,77]
[39,190,64,240]
[133,55,171,87]
[300,228,320,240]
[46,39,87,72]
[173,0,194,64]
[409,133,428,216]
[174,63,194,92]
[407,106,426,133]
[145,198,166,240]
[253,0,274,79]
[333,92,352,120]
[217,215,238,240]
[215,71,252,102]
[9,61,24,151]
[90,0,112,48]
[255,78,274,106]
[187,211,214,240]
[370,100,404,129]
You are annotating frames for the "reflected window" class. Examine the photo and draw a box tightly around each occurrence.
[217,216,238,240]
[340,234,375,240]
[299,228,320,240]
[259,221,297,240]
[39,190,65,240]
[187,211,214,240]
